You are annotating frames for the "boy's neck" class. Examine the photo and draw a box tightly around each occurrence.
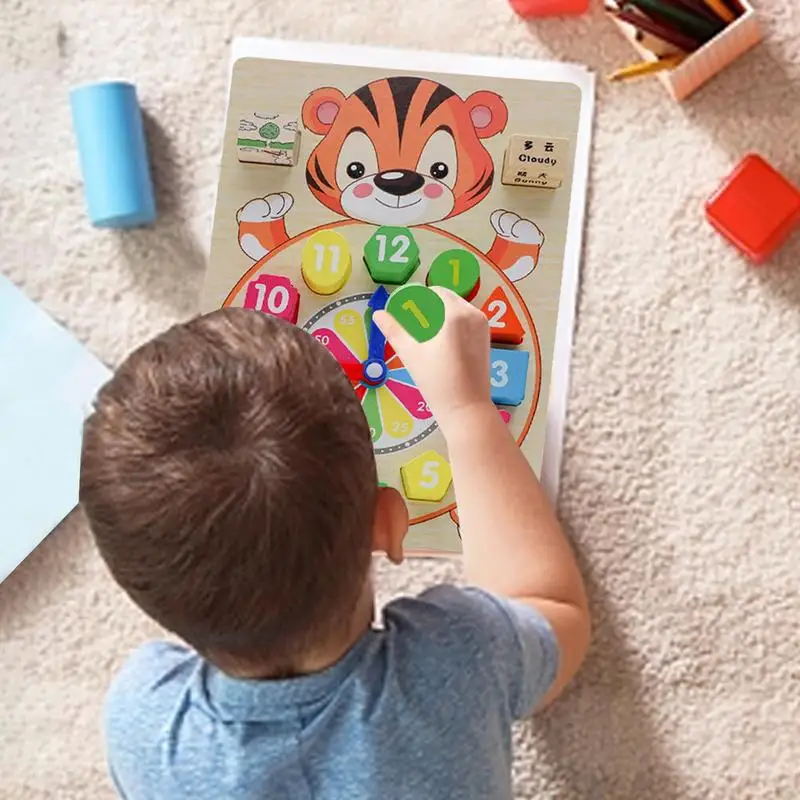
[222,583,375,680]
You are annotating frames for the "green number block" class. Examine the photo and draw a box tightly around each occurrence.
[364,226,420,285]
[385,283,445,343]
[426,248,481,300]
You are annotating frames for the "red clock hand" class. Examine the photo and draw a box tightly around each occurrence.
[339,361,363,382]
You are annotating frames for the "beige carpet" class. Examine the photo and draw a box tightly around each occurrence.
[2,1,799,797]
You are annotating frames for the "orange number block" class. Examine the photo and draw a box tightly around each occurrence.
[705,155,800,265]
[480,286,525,345]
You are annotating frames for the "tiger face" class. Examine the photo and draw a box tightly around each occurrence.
[301,77,508,227]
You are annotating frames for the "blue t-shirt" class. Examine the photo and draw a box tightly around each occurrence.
[106,585,559,800]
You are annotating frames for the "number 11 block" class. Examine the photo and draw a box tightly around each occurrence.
[489,347,529,406]
[301,229,352,295]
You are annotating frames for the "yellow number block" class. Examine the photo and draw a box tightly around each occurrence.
[400,450,452,502]
[301,230,352,295]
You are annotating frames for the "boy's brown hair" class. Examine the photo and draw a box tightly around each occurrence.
[80,308,377,672]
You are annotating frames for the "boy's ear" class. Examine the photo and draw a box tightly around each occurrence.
[372,487,408,565]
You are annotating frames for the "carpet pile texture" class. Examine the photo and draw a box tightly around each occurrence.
[1,1,798,797]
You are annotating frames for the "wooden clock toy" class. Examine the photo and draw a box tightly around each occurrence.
[202,41,591,555]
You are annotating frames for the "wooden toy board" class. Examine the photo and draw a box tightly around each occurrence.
[203,38,595,556]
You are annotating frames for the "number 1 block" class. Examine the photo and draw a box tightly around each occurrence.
[489,348,529,406]
[400,450,453,502]
[364,226,420,284]
[385,284,445,343]
[426,248,480,300]
[244,274,300,324]
[301,229,352,295]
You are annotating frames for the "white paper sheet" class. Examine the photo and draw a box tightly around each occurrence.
[0,275,110,582]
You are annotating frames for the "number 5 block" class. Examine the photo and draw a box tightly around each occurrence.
[244,274,300,324]
[400,450,453,502]
[489,348,529,406]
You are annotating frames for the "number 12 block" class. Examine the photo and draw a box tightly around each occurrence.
[489,348,529,406]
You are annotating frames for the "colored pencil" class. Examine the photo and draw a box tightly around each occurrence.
[610,6,703,51]
[700,0,735,23]
[608,54,686,81]
[660,0,725,24]
[626,0,724,40]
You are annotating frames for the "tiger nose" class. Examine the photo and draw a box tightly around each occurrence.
[374,169,425,196]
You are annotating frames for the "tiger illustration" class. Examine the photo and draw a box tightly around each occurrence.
[237,77,545,282]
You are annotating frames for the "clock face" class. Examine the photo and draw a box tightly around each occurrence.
[222,220,543,528]
[302,292,439,454]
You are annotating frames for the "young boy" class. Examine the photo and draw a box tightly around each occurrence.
[80,289,590,799]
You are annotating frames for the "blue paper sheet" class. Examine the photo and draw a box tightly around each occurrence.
[0,275,110,582]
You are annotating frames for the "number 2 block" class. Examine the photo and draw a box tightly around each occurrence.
[489,348,529,406]
[481,286,525,345]
[244,274,300,323]
[400,450,453,502]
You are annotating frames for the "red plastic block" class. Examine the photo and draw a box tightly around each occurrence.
[705,155,800,265]
[509,0,589,18]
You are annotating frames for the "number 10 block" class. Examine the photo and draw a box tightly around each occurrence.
[489,348,529,406]
[244,273,300,324]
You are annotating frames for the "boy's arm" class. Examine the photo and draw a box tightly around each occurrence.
[444,404,589,708]
[375,290,590,709]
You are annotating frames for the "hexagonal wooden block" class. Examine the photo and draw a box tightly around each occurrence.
[363,226,420,284]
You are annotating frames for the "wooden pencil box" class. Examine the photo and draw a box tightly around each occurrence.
[611,0,762,101]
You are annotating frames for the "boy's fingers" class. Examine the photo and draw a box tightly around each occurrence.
[373,310,414,356]
[428,285,462,306]
[428,285,478,317]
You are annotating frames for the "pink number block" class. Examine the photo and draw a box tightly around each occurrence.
[509,0,589,17]
[244,274,300,324]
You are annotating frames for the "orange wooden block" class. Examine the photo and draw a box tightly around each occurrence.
[481,286,525,344]
[706,155,800,265]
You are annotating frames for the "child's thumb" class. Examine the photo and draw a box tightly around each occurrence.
[373,310,414,357]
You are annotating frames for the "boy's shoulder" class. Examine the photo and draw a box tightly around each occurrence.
[381,584,559,718]
[105,641,200,738]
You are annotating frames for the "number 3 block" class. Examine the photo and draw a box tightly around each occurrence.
[244,274,300,324]
[400,450,453,502]
[489,348,529,406]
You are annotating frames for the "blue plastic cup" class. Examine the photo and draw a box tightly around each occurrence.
[69,81,157,228]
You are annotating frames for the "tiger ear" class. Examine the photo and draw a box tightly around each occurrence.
[302,87,347,135]
[464,91,508,139]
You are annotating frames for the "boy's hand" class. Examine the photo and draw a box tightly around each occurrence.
[373,288,492,436]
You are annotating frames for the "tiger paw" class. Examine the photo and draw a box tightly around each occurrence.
[237,193,295,261]
[237,192,295,223]
[488,209,544,282]
[489,209,544,245]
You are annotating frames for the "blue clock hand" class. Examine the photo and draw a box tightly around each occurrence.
[367,286,390,362]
